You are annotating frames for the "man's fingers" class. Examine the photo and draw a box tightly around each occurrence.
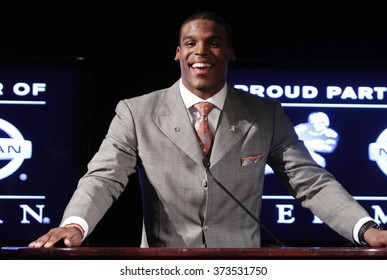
[28,227,80,248]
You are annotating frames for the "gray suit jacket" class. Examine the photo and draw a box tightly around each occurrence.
[62,80,369,247]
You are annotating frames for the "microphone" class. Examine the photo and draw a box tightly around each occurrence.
[202,157,285,247]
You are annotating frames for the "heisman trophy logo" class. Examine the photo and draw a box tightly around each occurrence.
[0,118,32,180]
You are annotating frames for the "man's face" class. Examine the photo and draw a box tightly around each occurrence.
[175,19,235,99]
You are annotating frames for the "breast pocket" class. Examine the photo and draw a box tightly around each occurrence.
[240,153,264,166]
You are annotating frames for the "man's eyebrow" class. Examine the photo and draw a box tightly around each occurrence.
[181,35,224,42]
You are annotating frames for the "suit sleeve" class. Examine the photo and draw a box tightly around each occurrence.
[61,100,138,235]
[267,102,370,242]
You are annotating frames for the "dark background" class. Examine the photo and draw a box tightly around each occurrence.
[1,1,386,246]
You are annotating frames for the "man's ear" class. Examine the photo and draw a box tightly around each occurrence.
[174,46,180,61]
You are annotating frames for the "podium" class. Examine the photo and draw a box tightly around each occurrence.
[2,246,387,259]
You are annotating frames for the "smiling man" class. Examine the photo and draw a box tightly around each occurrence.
[29,11,387,249]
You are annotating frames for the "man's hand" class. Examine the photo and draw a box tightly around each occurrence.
[364,228,387,247]
[28,226,83,248]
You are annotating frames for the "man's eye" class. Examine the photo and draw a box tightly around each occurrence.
[185,42,196,47]
[210,42,221,47]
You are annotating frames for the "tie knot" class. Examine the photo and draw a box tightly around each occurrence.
[194,102,214,116]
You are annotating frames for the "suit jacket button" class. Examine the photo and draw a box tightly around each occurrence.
[203,225,210,231]
[201,179,207,188]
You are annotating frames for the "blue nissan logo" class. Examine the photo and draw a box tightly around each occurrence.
[369,128,387,176]
[0,118,32,180]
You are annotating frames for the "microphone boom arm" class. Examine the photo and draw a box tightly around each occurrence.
[202,157,285,247]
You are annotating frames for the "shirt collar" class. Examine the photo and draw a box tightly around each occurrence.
[179,79,227,110]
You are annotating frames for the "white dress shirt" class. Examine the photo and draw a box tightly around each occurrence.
[179,78,227,134]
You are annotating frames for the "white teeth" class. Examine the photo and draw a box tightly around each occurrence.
[192,62,211,68]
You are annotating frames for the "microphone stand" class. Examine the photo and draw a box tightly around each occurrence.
[203,157,285,247]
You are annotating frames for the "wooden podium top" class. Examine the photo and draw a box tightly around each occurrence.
[2,246,387,259]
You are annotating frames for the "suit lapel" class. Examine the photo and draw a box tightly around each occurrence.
[210,86,255,167]
[154,83,204,165]
[154,83,255,167]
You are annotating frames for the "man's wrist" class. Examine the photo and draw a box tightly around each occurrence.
[64,223,85,239]
[357,220,382,246]
[60,216,89,240]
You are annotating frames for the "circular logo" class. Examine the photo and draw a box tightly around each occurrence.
[368,128,387,176]
[0,118,32,180]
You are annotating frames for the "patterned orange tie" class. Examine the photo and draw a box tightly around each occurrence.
[194,102,214,157]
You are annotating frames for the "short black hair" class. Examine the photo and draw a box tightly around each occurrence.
[179,11,233,47]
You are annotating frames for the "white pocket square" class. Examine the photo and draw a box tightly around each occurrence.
[240,153,264,166]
